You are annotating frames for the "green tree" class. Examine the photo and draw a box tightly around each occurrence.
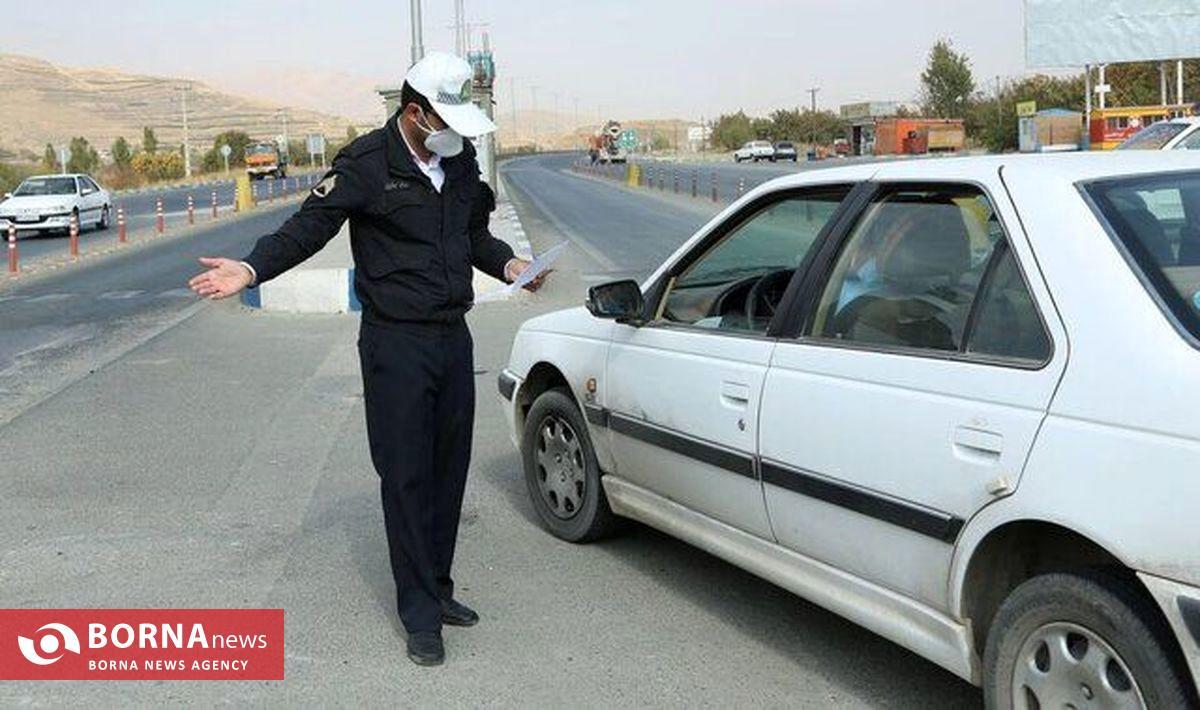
[711,111,754,151]
[966,73,1086,152]
[769,108,848,145]
[920,39,975,119]
[210,130,253,168]
[43,143,56,170]
[67,137,100,174]
[111,137,133,168]
[142,126,158,154]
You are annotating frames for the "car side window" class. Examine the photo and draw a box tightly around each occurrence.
[1177,130,1200,150]
[965,244,1051,362]
[658,188,850,334]
[808,185,1048,362]
[83,177,99,192]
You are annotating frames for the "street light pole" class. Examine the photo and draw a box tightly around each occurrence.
[180,84,192,178]
[530,85,539,152]
[410,0,425,65]
[807,87,820,152]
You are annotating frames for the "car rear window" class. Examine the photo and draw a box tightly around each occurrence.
[1085,170,1200,341]
[1117,122,1189,150]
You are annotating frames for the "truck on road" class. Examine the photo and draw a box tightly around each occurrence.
[589,120,628,165]
[245,142,287,180]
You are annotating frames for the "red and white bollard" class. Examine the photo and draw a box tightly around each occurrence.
[117,205,126,243]
[187,194,195,225]
[711,171,718,202]
[155,196,165,235]
[737,177,746,198]
[69,212,79,259]
[7,223,17,275]
[267,180,274,203]
[211,190,218,220]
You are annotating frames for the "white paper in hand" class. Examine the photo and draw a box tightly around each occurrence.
[475,242,568,303]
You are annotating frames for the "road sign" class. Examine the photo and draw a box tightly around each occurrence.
[618,130,638,150]
[219,144,232,158]
[1016,101,1038,117]
[305,133,325,155]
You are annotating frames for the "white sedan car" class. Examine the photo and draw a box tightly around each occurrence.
[0,173,111,237]
[1118,117,1200,151]
[499,152,1200,707]
[734,140,776,162]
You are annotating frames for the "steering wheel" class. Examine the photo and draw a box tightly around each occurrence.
[745,269,794,326]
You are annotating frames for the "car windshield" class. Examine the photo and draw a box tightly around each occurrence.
[1086,170,1200,341]
[776,142,793,148]
[247,144,274,156]
[14,177,76,196]
[1117,122,1190,150]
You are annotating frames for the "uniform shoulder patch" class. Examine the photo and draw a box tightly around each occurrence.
[311,174,337,198]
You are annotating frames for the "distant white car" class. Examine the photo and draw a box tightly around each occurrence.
[1117,117,1200,151]
[500,152,1200,707]
[0,173,111,237]
[733,140,775,163]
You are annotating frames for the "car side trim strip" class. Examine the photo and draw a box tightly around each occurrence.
[586,406,963,542]
[760,459,964,543]
[604,411,757,480]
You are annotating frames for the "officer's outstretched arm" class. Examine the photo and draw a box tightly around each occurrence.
[467,181,516,282]
[241,157,370,285]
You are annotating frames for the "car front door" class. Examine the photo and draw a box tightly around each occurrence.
[603,186,853,538]
[758,179,1067,610]
[79,177,101,223]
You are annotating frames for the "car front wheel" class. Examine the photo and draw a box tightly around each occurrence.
[984,571,1194,710]
[522,387,618,543]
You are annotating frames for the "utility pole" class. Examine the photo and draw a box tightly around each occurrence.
[180,84,192,178]
[995,75,1003,138]
[552,92,559,147]
[530,86,539,152]
[453,0,465,56]
[806,87,820,153]
[573,96,579,150]
[409,0,425,65]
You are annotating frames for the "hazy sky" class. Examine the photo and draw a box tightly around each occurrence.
[2,0,1035,121]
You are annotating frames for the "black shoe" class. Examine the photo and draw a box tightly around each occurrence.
[406,631,445,666]
[441,599,479,627]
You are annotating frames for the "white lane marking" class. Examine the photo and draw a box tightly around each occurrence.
[98,290,145,300]
[24,293,74,303]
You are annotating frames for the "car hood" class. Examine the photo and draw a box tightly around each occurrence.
[518,306,615,339]
[0,195,74,212]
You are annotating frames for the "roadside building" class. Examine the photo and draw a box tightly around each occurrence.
[839,102,964,156]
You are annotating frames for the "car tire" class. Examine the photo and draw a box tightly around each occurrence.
[522,387,618,543]
[97,205,110,230]
[984,571,1195,710]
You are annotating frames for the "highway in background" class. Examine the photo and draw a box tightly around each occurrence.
[10,172,319,265]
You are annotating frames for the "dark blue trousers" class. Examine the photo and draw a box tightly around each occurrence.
[358,317,474,634]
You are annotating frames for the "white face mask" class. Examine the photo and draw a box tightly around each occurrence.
[415,109,464,158]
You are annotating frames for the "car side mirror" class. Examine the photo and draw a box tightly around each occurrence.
[586,279,645,324]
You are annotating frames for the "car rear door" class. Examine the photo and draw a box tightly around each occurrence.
[758,176,1068,610]
[603,186,854,538]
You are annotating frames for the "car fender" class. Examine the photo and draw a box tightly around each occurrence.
[506,307,617,471]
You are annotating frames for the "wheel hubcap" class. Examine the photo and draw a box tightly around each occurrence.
[534,415,586,520]
[1012,622,1145,710]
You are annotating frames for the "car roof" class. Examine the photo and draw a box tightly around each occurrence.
[755,151,1200,192]
[23,174,86,180]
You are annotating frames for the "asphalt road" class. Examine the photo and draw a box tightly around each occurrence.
[0,200,303,425]
[11,172,318,265]
[0,152,982,706]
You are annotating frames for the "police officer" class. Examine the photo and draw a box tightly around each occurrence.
[188,53,544,667]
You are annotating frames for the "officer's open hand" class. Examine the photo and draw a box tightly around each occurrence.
[189,257,254,300]
[505,257,550,292]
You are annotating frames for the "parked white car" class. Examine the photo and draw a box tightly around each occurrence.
[1118,117,1200,151]
[0,173,111,237]
[733,140,776,162]
[499,152,1200,707]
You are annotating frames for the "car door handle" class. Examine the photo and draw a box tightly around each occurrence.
[953,426,1003,461]
[720,381,751,408]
